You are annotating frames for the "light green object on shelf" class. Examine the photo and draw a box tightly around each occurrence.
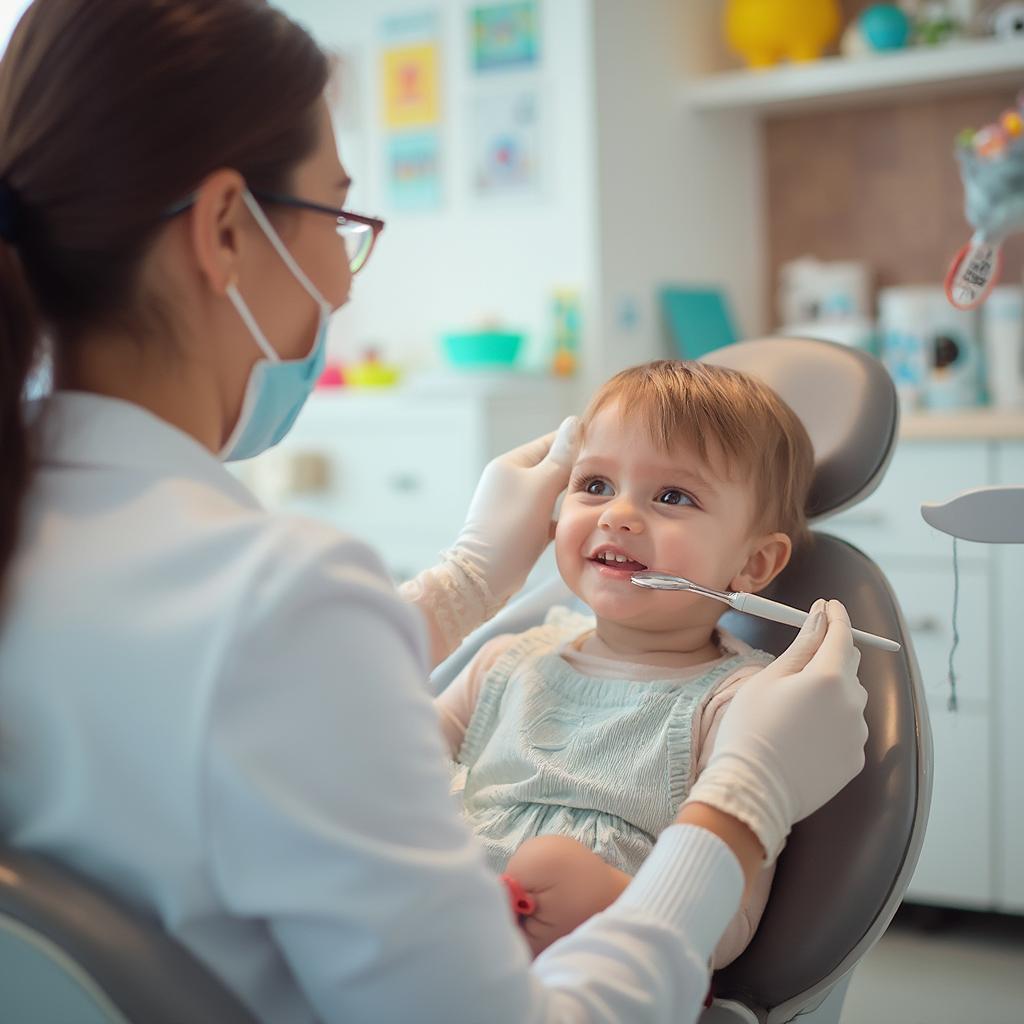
[442,329,523,368]
[659,286,738,360]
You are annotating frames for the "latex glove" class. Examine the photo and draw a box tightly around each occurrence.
[684,599,868,863]
[400,416,580,667]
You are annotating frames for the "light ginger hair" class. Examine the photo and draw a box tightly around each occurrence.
[582,360,815,544]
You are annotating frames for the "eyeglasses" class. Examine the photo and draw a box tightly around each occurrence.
[250,191,385,275]
[163,190,386,276]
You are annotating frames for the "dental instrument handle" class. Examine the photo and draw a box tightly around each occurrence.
[731,593,901,653]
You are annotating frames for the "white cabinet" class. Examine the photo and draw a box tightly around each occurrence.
[232,378,572,582]
[827,437,1010,911]
[993,443,1024,913]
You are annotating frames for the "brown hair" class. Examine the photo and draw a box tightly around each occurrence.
[0,0,328,591]
[582,360,815,542]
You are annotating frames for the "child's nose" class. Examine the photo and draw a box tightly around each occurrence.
[598,498,645,533]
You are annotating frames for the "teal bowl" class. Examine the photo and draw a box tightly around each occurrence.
[442,330,523,368]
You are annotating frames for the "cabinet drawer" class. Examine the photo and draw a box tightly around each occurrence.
[826,441,991,562]
[269,412,478,537]
[906,709,992,908]
[992,453,1024,911]
[883,564,991,708]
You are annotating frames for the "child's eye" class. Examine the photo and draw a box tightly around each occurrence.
[573,474,614,497]
[657,488,696,507]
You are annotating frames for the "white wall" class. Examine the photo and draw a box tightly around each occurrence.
[278,0,599,375]
[0,1,31,52]
[588,0,764,391]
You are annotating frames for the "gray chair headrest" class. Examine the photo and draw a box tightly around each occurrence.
[702,337,898,519]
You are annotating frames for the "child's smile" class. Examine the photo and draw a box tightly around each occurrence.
[587,543,649,579]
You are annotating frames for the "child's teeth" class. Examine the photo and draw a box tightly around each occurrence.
[615,554,626,562]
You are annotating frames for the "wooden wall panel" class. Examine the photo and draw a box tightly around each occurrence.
[763,88,1024,328]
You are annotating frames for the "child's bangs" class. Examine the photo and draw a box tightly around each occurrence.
[583,364,761,474]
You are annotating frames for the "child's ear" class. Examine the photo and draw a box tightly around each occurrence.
[729,532,792,594]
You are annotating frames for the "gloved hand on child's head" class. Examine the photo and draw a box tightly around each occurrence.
[401,416,581,665]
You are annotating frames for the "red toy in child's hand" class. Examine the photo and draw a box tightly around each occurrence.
[499,874,536,918]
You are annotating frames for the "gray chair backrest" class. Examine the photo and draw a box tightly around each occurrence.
[704,339,931,1019]
[0,845,259,1024]
[710,536,929,1019]
[705,336,897,519]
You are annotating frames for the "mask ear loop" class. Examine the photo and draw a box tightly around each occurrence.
[226,278,279,362]
[241,190,331,314]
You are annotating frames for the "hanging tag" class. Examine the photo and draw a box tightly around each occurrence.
[945,235,1003,310]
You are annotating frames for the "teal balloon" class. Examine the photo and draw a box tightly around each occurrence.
[859,4,911,50]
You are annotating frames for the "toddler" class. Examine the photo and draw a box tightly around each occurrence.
[435,359,814,964]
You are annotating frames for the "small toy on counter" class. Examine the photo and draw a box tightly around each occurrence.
[842,4,912,55]
[946,92,1024,309]
[724,0,841,68]
[315,364,346,389]
[551,289,581,376]
[345,347,401,388]
[909,1,964,45]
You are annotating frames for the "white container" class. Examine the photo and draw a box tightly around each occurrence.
[983,285,1024,409]
[779,256,871,326]
[879,286,980,410]
[879,287,935,408]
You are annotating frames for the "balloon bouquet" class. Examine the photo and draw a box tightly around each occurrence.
[946,94,1024,310]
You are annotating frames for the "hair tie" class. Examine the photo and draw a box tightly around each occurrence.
[0,179,23,244]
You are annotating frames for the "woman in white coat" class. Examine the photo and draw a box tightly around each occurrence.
[0,2,868,1022]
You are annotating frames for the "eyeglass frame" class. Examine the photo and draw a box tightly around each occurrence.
[162,190,386,275]
[250,191,385,275]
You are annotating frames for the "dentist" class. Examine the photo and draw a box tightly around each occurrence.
[0,3,868,1023]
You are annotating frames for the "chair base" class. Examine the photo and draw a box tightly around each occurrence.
[700,972,851,1024]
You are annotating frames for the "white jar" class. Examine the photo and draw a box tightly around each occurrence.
[879,287,933,409]
[983,285,1024,409]
[879,285,981,410]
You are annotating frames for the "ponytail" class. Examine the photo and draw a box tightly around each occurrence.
[0,229,38,593]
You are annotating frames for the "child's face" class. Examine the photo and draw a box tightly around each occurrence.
[556,403,784,632]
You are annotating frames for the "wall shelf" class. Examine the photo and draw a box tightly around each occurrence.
[683,38,1024,116]
[901,408,1024,440]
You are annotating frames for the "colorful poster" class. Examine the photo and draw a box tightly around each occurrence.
[387,130,442,211]
[382,41,440,129]
[472,1,540,72]
[470,88,540,197]
[380,10,443,211]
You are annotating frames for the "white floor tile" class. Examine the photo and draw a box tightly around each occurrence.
[842,906,1024,1024]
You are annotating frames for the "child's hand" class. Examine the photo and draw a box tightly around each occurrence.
[504,835,630,958]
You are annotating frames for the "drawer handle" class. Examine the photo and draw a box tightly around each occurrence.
[907,616,943,635]
[836,509,887,527]
[389,474,422,494]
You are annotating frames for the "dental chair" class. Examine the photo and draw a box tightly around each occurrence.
[0,842,259,1024]
[0,339,930,1024]
[432,337,934,1024]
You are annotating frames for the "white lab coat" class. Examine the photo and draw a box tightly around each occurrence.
[0,391,743,1024]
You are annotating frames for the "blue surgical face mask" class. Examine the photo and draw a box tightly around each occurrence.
[220,190,333,462]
